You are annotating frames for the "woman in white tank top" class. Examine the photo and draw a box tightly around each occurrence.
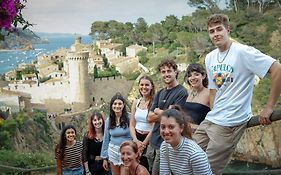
[129,75,155,171]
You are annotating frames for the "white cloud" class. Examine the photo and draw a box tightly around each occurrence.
[23,0,195,35]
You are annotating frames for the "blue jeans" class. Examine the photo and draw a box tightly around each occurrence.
[62,166,84,175]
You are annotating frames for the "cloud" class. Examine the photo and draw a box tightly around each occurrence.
[23,0,195,35]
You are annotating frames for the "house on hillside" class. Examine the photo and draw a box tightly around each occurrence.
[36,63,59,78]
[22,73,37,81]
[4,71,17,81]
[99,43,123,58]
[126,44,147,57]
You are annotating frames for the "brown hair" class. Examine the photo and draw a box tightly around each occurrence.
[207,14,229,29]
[161,105,192,139]
[109,92,129,129]
[120,141,140,159]
[184,63,208,88]
[157,58,178,79]
[138,75,155,109]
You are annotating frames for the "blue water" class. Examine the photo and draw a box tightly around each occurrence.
[0,35,93,74]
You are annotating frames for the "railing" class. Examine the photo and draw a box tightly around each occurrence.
[223,169,281,175]
[0,164,56,175]
[247,109,281,128]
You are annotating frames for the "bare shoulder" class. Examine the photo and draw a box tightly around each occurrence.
[137,165,150,175]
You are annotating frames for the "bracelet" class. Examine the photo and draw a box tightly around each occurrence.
[86,170,90,173]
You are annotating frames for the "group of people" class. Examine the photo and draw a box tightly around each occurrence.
[55,14,281,175]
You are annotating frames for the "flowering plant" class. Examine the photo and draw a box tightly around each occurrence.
[0,0,31,39]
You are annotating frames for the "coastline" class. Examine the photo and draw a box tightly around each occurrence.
[0,47,34,52]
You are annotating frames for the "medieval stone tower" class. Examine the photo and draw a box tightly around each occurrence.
[66,51,90,110]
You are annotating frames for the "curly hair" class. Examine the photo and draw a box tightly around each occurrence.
[207,14,229,29]
[184,63,208,88]
[157,58,178,72]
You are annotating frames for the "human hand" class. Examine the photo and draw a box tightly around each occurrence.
[154,108,162,115]
[259,106,273,125]
[85,171,92,175]
[103,160,109,171]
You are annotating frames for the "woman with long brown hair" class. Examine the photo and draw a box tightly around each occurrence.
[55,125,83,175]
[129,75,155,171]
[101,92,131,175]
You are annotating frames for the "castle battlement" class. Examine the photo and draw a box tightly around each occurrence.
[66,52,89,60]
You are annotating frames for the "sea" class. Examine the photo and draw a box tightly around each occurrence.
[0,34,93,74]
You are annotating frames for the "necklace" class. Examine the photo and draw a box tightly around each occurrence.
[217,42,232,63]
[190,87,203,102]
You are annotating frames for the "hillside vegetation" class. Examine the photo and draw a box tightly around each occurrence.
[90,2,281,111]
[1,1,281,170]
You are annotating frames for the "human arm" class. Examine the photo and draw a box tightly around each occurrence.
[159,142,171,175]
[83,161,91,175]
[142,124,154,147]
[82,133,91,174]
[147,109,162,123]
[56,159,62,175]
[130,99,141,145]
[100,118,110,159]
[55,146,62,175]
[103,159,109,171]
[146,90,162,123]
[190,151,212,175]
[138,167,150,175]
[209,89,217,109]
[259,61,281,125]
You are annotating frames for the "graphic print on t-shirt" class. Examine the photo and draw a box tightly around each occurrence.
[211,64,234,88]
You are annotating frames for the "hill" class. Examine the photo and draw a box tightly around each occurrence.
[0,28,42,50]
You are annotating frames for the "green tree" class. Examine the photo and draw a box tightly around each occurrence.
[137,50,148,64]
[94,65,99,78]
[102,55,109,68]
[161,15,179,33]
[135,17,148,34]
[90,21,109,40]
[176,31,193,54]
[187,0,220,12]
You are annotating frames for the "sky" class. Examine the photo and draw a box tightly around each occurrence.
[23,0,195,35]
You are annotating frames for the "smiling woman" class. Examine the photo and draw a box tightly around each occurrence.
[82,112,108,175]
[159,106,212,175]
[55,125,84,175]
[101,92,131,175]
[120,141,150,175]
[182,63,210,126]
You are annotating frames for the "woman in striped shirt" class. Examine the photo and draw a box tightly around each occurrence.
[55,125,84,175]
[159,106,212,175]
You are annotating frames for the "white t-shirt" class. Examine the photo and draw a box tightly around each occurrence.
[205,42,275,126]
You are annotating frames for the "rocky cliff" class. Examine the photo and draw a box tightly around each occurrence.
[0,28,42,50]
[233,120,281,168]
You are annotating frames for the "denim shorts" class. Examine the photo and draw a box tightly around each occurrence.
[62,165,84,175]
[108,143,122,166]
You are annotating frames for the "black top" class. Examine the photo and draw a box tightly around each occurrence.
[82,133,103,162]
[149,84,188,149]
[183,102,210,125]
